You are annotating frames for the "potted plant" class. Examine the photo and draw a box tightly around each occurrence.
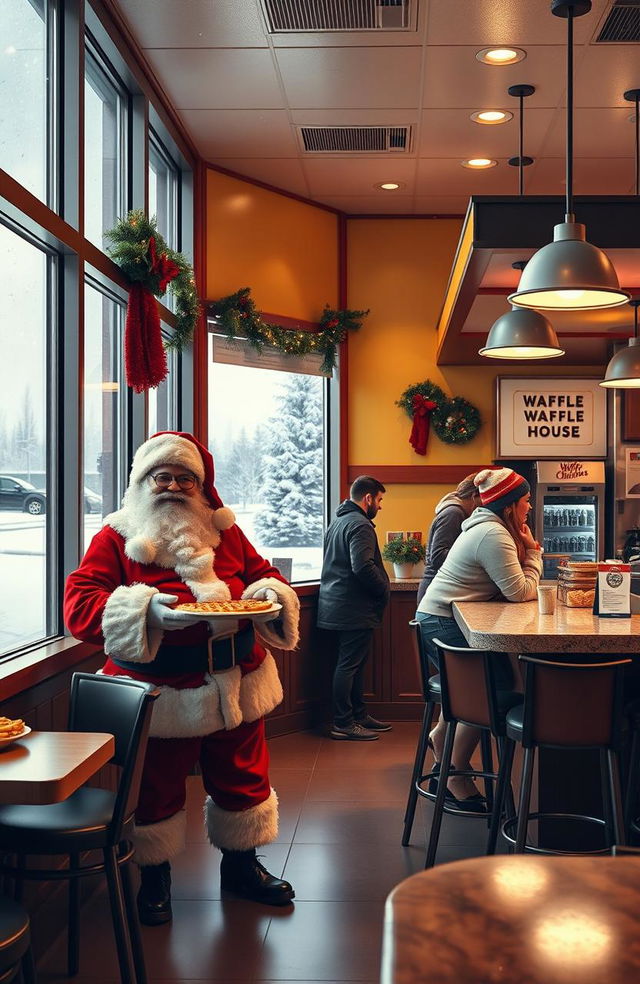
[382,537,426,579]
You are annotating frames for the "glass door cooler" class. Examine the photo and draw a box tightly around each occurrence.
[533,461,605,580]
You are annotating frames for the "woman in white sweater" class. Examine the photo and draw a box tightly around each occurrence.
[416,467,543,810]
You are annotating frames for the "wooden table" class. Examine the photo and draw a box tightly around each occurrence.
[0,731,114,805]
[382,855,640,984]
[453,600,640,653]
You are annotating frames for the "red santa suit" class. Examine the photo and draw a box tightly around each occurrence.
[64,432,299,867]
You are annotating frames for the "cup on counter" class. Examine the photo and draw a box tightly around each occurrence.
[537,584,556,615]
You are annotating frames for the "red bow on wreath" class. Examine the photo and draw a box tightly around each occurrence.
[124,238,181,393]
[149,236,180,293]
[409,393,438,456]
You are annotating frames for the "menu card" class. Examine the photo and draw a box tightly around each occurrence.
[593,562,631,618]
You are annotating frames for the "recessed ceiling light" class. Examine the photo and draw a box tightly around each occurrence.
[374,182,402,191]
[470,110,513,125]
[461,158,498,169]
[476,47,526,66]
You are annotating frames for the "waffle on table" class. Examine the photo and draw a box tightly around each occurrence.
[175,600,273,614]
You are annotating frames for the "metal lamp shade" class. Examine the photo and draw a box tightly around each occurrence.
[479,306,565,359]
[600,339,640,388]
[508,222,629,311]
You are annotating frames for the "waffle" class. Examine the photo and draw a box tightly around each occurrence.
[0,716,25,737]
[175,600,273,614]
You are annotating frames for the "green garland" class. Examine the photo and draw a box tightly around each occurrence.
[208,287,368,374]
[105,209,201,352]
[396,380,481,445]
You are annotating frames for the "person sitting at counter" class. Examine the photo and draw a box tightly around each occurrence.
[416,467,542,810]
[417,473,480,606]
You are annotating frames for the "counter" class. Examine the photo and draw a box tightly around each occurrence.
[388,578,421,592]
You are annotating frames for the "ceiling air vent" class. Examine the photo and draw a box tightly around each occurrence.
[262,0,412,32]
[299,126,410,153]
[596,0,640,42]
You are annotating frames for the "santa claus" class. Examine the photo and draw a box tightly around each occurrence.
[64,431,300,924]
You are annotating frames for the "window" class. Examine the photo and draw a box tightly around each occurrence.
[147,338,178,436]
[209,337,327,583]
[0,0,53,204]
[0,222,55,655]
[149,130,179,250]
[84,45,127,250]
[83,280,126,551]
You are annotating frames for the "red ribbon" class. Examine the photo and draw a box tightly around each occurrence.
[148,236,180,293]
[409,394,438,456]
[125,283,169,393]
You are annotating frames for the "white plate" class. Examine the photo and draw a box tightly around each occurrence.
[0,725,31,748]
[172,603,282,622]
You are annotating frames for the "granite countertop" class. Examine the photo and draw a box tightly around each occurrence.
[389,578,421,592]
[452,600,640,653]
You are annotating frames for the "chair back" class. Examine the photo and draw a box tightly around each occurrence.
[409,620,434,701]
[518,655,631,749]
[68,673,159,841]
[433,638,503,734]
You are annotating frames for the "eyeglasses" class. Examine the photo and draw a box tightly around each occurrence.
[150,472,197,490]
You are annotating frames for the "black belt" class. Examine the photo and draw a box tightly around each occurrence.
[110,623,256,677]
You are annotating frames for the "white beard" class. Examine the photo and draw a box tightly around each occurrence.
[105,484,232,602]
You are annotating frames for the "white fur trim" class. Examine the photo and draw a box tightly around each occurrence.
[184,577,231,603]
[205,789,278,850]
[213,506,235,530]
[102,584,163,663]
[125,535,157,565]
[129,434,205,487]
[132,810,187,865]
[145,656,283,738]
[239,653,283,722]
[243,578,300,651]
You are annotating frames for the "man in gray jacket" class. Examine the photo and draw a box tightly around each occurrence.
[317,476,391,740]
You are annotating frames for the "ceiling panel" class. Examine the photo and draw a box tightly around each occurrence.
[302,157,418,196]
[414,195,469,214]
[143,48,285,109]
[538,108,639,158]
[527,156,636,195]
[116,0,269,47]
[206,159,310,197]
[575,44,640,108]
[418,107,556,158]
[179,109,299,158]
[275,46,423,109]
[416,157,517,196]
[289,108,419,127]
[318,195,416,214]
[425,0,611,46]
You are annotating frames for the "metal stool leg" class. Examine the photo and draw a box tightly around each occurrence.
[487,738,515,855]
[425,720,456,869]
[68,853,80,976]
[607,749,626,847]
[600,749,614,848]
[480,731,494,816]
[515,746,536,854]
[402,700,436,845]
[624,726,640,837]
[103,845,137,984]
[121,854,148,984]
[21,945,36,984]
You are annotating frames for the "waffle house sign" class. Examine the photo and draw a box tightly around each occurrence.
[497,377,607,459]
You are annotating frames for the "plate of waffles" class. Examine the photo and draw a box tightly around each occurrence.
[174,600,282,622]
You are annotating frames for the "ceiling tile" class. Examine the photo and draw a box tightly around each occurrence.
[318,195,415,214]
[205,159,310,197]
[425,0,610,46]
[143,48,284,109]
[180,110,298,158]
[418,107,556,159]
[540,108,639,159]
[414,196,470,215]
[303,157,417,196]
[416,158,515,196]
[527,157,635,196]
[115,0,268,47]
[575,44,640,109]
[422,46,566,110]
[289,108,419,127]
[275,47,423,109]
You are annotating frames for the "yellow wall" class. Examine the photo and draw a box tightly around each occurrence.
[346,218,606,547]
[206,169,338,319]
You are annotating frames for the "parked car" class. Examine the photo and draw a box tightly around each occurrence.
[0,476,46,515]
[0,477,102,515]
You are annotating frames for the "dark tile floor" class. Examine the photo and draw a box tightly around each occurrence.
[36,723,497,983]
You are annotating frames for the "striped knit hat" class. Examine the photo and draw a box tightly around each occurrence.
[474,468,529,513]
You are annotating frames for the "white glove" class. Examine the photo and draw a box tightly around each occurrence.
[147,594,203,631]
[249,587,278,603]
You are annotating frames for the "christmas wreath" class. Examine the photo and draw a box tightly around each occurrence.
[105,210,201,392]
[208,287,368,374]
[396,380,481,453]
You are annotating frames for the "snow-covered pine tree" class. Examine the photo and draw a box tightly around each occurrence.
[254,373,323,547]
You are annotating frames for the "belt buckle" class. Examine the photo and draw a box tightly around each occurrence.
[207,631,236,674]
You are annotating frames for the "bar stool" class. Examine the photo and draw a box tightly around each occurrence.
[501,655,630,854]
[0,897,35,983]
[408,633,522,868]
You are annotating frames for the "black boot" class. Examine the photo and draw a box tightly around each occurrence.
[137,861,172,926]
[220,849,295,906]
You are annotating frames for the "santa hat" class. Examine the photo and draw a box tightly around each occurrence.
[128,431,235,531]
[474,468,529,513]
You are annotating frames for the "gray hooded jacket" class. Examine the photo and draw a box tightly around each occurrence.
[417,507,542,618]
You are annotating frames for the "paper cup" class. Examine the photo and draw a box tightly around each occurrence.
[537,585,556,615]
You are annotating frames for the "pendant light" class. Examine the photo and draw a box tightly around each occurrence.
[480,263,565,358]
[600,90,640,388]
[509,0,629,312]
[480,87,564,359]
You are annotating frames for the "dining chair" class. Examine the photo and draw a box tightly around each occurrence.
[0,673,158,984]
[0,896,36,983]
